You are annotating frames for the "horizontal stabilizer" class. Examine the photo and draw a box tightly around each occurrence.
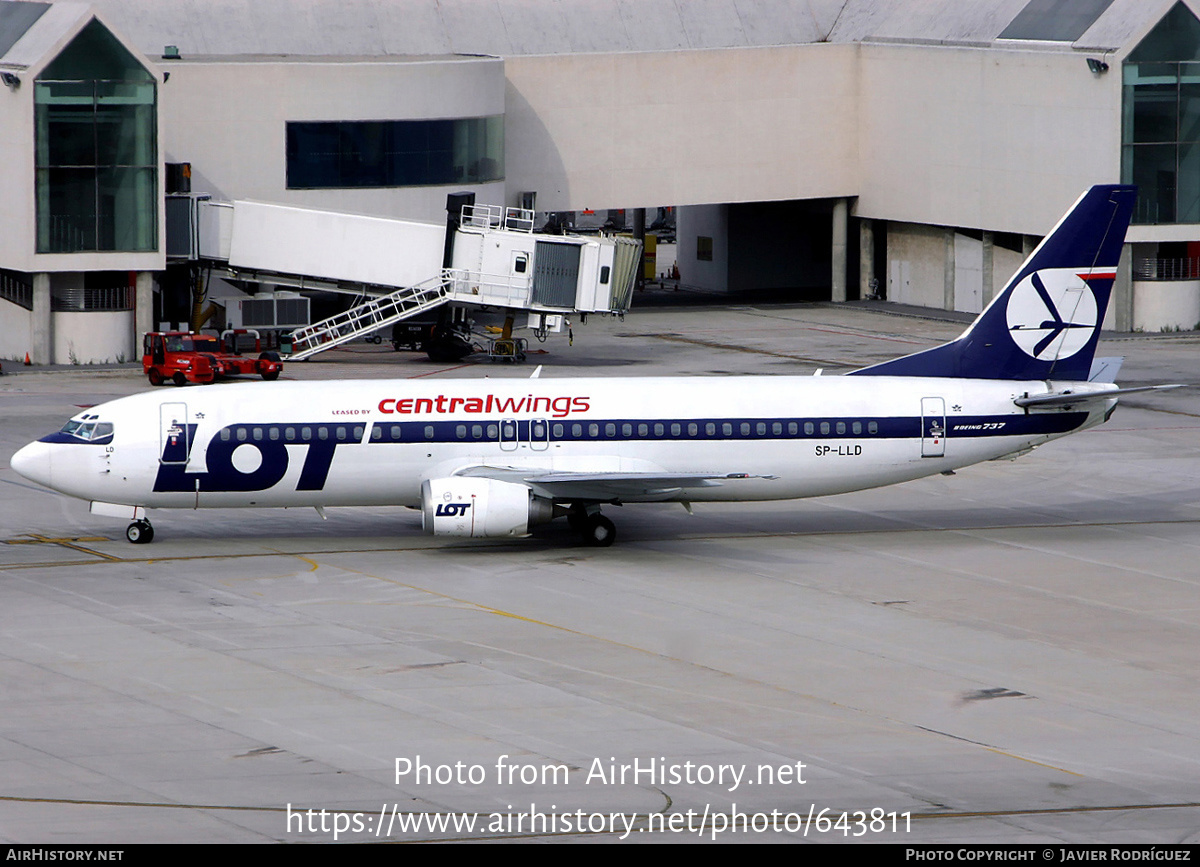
[1014,384,1183,408]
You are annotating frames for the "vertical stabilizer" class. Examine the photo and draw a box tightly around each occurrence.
[851,185,1137,381]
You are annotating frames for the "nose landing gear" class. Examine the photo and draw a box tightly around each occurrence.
[126,520,154,544]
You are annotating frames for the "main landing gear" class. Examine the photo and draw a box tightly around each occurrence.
[125,519,154,544]
[567,505,616,547]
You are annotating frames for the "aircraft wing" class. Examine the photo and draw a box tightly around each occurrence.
[1014,384,1183,408]
[455,465,777,501]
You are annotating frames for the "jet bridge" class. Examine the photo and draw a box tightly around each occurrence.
[168,195,641,361]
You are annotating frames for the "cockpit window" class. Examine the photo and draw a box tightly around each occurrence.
[50,418,114,445]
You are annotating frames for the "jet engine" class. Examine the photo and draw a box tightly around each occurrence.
[421,477,555,538]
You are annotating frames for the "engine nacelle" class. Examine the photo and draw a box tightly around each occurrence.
[421,477,554,538]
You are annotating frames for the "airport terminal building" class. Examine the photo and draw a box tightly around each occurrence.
[3,0,1200,363]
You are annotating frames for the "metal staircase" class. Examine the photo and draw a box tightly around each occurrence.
[285,273,451,360]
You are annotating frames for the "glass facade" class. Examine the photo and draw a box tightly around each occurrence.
[34,20,157,253]
[1122,3,1200,224]
[287,117,504,189]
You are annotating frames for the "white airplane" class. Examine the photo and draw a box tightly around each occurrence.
[11,185,1173,547]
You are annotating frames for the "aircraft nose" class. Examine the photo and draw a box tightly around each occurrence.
[10,440,51,487]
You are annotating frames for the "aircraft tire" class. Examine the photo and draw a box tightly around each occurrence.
[125,521,154,544]
[582,514,616,547]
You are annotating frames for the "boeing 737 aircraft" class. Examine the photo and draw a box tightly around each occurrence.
[11,185,1172,546]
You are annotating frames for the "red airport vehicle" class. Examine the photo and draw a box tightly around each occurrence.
[142,330,283,386]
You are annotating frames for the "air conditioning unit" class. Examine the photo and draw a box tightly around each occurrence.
[225,292,310,329]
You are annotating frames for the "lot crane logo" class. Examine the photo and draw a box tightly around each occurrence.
[1005,269,1098,360]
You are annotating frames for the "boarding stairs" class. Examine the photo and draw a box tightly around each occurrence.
[284,273,451,360]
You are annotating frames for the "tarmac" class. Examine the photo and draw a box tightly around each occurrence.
[2,300,1199,843]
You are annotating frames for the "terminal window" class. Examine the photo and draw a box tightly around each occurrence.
[1122,3,1200,224]
[287,117,504,189]
[34,20,157,253]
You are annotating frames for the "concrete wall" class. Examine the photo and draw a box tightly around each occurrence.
[159,55,507,223]
[1133,281,1200,332]
[676,204,728,292]
[886,222,947,308]
[504,43,860,212]
[0,79,37,273]
[52,311,135,365]
[857,43,1122,236]
[504,40,1122,235]
[0,299,33,363]
[953,233,983,314]
[885,221,1035,313]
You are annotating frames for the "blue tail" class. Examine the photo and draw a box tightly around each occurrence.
[851,185,1137,381]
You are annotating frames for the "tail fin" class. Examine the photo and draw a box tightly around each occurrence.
[851,185,1137,381]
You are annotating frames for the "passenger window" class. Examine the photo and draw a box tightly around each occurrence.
[687,423,698,437]
[425,426,435,439]
[788,422,798,435]
[253,427,263,441]
[285,427,296,441]
[804,422,814,435]
[237,428,248,442]
[722,423,732,436]
[638,424,648,437]
[472,424,483,439]
[353,426,364,440]
[836,422,846,435]
[572,423,582,437]
[654,423,664,436]
[337,427,347,441]
[852,422,862,435]
[756,423,766,436]
[319,426,329,440]
[605,423,616,437]
[269,427,280,441]
[371,426,382,441]
[589,423,600,437]
[221,429,231,442]
[456,425,467,439]
[552,424,564,438]
[622,423,632,437]
[741,423,750,436]
[670,423,681,436]
[487,424,498,439]
[705,423,715,436]
[820,422,830,435]
[301,426,312,441]
[868,421,878,434]
[772,422,782,436]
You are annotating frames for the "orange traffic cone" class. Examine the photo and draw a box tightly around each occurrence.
[24,352,31,366]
